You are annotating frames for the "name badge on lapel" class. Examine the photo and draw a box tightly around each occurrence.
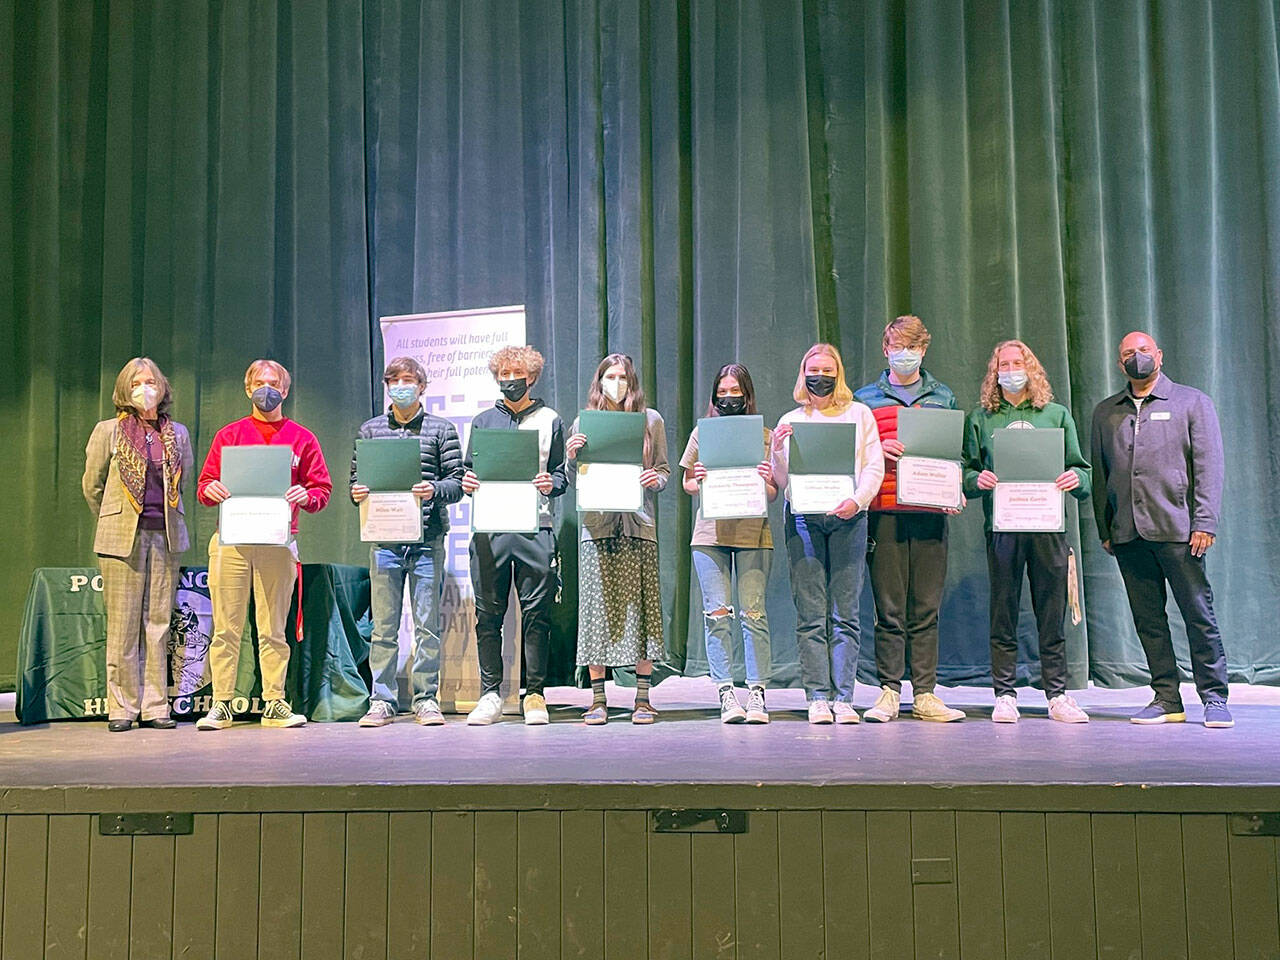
[1150,412,1171,421]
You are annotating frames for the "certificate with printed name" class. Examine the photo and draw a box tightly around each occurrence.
[577,462,644,513]
[992,483,1065,533]
[896,456,963,510]
[788,474,856,515]
[472,481,540,533]
[219,497,292,546]
[702,468,768,520]
[359,492,423,543]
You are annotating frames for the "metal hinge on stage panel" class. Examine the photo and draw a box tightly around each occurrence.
[1231,813,1280,837]
[99,813,195,836]
[651,809,747,834]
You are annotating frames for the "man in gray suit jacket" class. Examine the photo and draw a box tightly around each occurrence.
[83,358,194,731]
[1090,332,1231,728]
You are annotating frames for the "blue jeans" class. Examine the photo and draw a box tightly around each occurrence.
[368,539,445,707]
[691,546,773,687]
[784,507,868,703]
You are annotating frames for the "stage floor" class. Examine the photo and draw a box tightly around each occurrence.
[2,680,1278,814]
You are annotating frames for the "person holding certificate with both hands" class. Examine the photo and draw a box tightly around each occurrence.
[855,316,966,723]
[566,354,669,725]
[962,340,1091,724]
[195,360,332,731]
[461,346,567,726]
[350,357,464,728]
[680,363,778,724]
[771,343,884,725]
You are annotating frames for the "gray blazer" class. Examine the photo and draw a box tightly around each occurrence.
[83,418,194,558]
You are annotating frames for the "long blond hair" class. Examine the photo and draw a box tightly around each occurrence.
[979,339,1054,412]
[792,342,854,411]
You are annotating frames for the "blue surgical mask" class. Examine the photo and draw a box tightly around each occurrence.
[887,349,922,378]
[997,370,1028,394]
[387,384,419,408]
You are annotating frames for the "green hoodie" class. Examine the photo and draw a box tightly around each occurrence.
[962,399,1091,534]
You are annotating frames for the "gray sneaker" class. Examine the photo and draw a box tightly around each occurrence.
[719,686,747,724]
[414,699,445,726]
[745,687,769,724]
[358,699,396,727]
[260,699,306,728]
[195,700,234,731]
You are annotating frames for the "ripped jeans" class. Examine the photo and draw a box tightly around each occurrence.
[691,546,773,687]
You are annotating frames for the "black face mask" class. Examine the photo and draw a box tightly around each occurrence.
[1122,352,1157,380]
[713,395,747,416]
[498,378,528,403]
[251,386,284,413]
[805,374,837,398]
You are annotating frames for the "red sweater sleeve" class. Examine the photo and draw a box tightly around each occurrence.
[196,427,229,506]
[295,430,332,513]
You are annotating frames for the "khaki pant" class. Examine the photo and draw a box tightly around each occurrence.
[207,532,298,701]
[99,528,179,721]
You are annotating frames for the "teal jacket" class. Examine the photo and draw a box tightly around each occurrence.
[962,399,1091,534]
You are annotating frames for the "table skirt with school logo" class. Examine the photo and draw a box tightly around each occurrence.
[15,565,373,724]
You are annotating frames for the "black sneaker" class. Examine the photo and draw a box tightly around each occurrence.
[196,700,234,731]
[1130,700,1187,724]
[1203,699,1234,728]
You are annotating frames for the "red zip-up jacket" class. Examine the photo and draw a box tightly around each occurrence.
[853,370,958,513]
[197,416,332,534]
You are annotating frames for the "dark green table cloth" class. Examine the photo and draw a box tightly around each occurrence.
[16,565,373,724]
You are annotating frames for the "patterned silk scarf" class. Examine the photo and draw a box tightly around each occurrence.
[115,412,182,513]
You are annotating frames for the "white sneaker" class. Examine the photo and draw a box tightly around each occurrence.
[1048,694,1090,724]
[832,701,861,724]
[991,694,1019,723]
[467,691,504,725]
[863,686,900,723]
[912,691,965,723]
[522,693,549,726]
[808,700,834,724]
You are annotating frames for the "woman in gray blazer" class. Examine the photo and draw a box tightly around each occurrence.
[82,358,194,731]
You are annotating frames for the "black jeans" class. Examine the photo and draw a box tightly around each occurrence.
[867,512,948,694]
[1112,537,1228,705]
[986,532,1068,698]
[469,529,558,696]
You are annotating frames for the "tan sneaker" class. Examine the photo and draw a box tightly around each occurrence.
[523,693,549,725]
[912,691,965,723]
[414,699,445,725]
[260,699,306,728]
[991,694,1019,723]
[357,699,396,727]
[863,686,900,723]
[832,701,861,724]
[1048,694,1089,724]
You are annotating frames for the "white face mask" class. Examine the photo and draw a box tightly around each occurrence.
[131,384,160,412]
[998,370,1028,394]
[601,377,626,403]
[887,348,922,378]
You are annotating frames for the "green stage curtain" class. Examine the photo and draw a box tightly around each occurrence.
[4,0,1278,691]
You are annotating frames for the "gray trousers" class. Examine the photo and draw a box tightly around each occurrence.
[99,528,178,721]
